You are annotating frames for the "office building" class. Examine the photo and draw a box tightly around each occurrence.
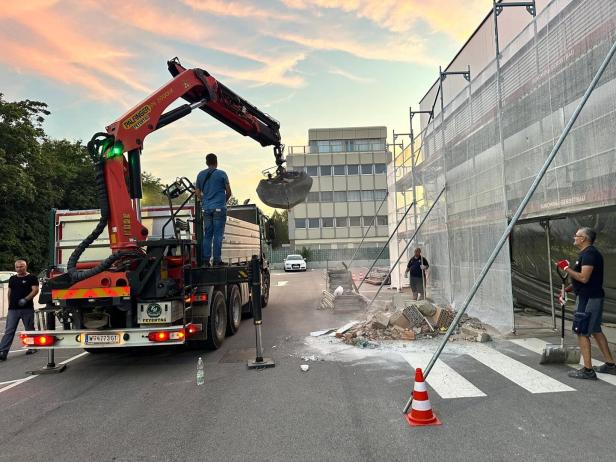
[287,126,391,250]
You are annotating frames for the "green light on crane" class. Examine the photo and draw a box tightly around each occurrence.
[107,141,124,159]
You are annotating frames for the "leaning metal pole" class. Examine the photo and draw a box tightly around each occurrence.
[344,192,389,270]
[357,200,415,290]
[366,186,446,308]
[404,37,616,414]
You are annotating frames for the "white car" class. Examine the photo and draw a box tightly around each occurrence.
[284,254,307,272]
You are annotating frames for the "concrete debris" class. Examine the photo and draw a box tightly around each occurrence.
[310,329,336,337]
[300,364,310,372]
[319,270,368,311]
[301,355,322,361]
[329,298,491,347]
[371,312,391,329]
[362,267,391,286]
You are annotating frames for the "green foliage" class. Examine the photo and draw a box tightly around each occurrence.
[299,246,312,261]
[227,196,239,206]
[268,210,289,249]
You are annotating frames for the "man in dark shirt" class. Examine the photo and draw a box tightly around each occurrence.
[0,259,39,361]
[404,248,429,300]
[556,227,615,379]
[195,153,232,267]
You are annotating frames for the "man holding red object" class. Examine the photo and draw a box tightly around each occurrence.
[556,227,615,379]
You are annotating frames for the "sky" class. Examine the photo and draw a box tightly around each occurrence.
[0,0,490,211]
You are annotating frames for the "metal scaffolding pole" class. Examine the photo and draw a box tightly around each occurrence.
[403,36,616,414]
[343,192,389,270]
[357,200,415,291]
[366,186,446,308]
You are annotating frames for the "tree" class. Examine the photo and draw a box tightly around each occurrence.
[227,196,239,206]
[268,210,289,248]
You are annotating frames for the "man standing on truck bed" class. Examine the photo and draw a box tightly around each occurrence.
[0,259,39,361]
[196,153,232,267]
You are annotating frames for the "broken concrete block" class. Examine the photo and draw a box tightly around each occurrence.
[390,311,411,329]
[399,330,415,341]
[436,309,456,329]
[402,305,424,327]
[414,300,436,317]
[371,311,391,329]
[427,306,442,326]
[461,324,491,343]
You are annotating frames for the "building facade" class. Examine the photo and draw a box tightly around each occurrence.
[287,126,391,250]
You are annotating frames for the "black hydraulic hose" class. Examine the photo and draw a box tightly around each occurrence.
[67,133,142,282]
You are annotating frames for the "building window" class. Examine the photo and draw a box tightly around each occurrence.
[306,166,318,176]
[308,218,320,228]
[306,192,320,203]
[361,190,374,201]
[374,189,387,201]
[320,191,333,202]
[335,217,348,227]
[362,216,376,227]
[330,140,344,152]
[320,165,332,176]
[349,216,362,227]
[361,164,373,175]
[317,140,330,153]
[347,164,359,175]
[374,163,386,174]
[333,165,346,175]
[347,190,361,201]
[322,217,334,227]
[295,219,306,229]
[377,215,388,226]
[333,191,347,202]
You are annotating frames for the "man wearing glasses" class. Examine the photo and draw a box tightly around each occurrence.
[556,227,615,379]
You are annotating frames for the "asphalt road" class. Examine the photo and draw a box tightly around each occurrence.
[1,270,615,461]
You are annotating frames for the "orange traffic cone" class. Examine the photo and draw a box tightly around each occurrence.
[405,368,442,426]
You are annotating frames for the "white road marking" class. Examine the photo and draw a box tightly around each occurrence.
[276,281,288,287]
[399,352,486,399]
[0,351,89,395]
[471,343,575,393]
[511,338,616,386]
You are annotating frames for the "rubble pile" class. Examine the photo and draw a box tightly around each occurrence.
[336,297,491,346]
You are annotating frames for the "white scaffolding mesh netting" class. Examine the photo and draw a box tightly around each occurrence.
[391,0,616,331]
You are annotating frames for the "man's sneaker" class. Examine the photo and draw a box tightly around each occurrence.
[0,351,7,361]
[213,261,228,266]
[568,368,598,380]
[593,363,616,375]
[25,349,37,355]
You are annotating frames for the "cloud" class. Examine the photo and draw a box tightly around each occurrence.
[328,68,374,84]
[280,0,487,40]
[181,0,299,21]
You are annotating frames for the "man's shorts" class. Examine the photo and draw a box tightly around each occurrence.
[575,296,604,336]
[410,276,423,294]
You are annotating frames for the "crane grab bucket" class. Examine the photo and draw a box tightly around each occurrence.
[257,170,312,209]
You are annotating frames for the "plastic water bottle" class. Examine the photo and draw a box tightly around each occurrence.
[196,357,205,385]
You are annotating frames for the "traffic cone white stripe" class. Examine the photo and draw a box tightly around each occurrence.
[414,381,427,392]
[412,400,432,411]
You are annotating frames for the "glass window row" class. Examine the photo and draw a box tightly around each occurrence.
[299,163,387,176]
[305,189,387,203]
[309,138,386,153]
[295,216,388,229]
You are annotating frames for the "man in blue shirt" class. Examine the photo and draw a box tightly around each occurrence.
[195,153,232,266]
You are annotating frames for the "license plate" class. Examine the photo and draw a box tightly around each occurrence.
[85,334,120,345]
[292,265,299,268]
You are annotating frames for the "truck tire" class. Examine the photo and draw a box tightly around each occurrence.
[226,285,242,336]
[261,270,270,308]
[205,289,227,349]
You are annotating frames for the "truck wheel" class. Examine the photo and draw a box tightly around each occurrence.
[205,290,227,349]
[226,285,242,336]
[261,270,270,308]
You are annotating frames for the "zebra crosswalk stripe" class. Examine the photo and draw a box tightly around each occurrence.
[511,338,616,387]
[470,343,575,393]
[399,352,486,399]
